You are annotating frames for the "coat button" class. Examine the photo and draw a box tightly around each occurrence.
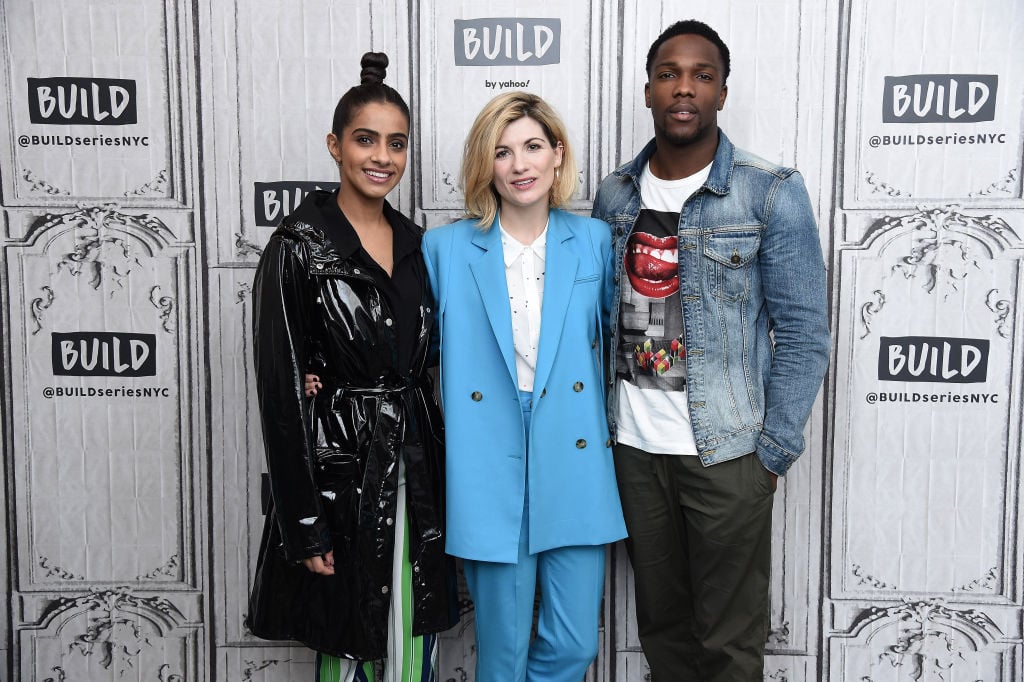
[471,391,483,401]
[315,263,324,270]
[576,439,587,449]
[354,268,361,274]
[384,318,393,327]
[386,518,394,526]
[381,585,389,594]
[573,381,584,392]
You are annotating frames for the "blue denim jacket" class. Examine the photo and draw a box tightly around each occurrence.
[592,131,830,475]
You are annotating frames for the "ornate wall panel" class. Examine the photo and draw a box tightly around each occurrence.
[199,0,412,267]
[826,204,1024,677]
[827,598,1021,681]
[207,268,263,647]
[0,0,192,206]
[219,645,316,681]
[413,0,614,215]
[831,208,1021,601]
[4,203,206,676]
[826,0,1024,678]
[17,587,202,682]
[840,0,1024,207]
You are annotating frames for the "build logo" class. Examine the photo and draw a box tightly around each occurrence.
[878,336,988,384]
[454,18,560,66]
[28,77,138,125]
[882,75,997,123]
[254,182,340,227]
[52,332,156,377]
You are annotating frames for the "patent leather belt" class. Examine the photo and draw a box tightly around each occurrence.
[327,378,423,408]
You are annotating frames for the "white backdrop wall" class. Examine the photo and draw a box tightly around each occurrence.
[1,1,1021,680]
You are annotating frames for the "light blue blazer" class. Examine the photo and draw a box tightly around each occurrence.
[422,209,627,563]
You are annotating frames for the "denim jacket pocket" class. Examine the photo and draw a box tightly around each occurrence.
[703,230,761,301]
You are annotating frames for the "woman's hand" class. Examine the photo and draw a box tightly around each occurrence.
[302,550,335,575]
[305,374,322,397]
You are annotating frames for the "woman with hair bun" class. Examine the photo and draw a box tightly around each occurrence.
[422,91,626,681]
[247,52,456,681]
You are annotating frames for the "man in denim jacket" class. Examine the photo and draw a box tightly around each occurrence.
[591,19,830,681]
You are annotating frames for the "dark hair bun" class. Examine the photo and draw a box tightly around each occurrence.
[359,52,389,85]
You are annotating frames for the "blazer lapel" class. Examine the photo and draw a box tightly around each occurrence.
[534,212,579,394]
[468,225,518,385]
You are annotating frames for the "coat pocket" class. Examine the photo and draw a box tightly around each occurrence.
[703,230,761,301]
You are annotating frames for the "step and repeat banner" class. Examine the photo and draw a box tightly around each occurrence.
[0,1,1021,681]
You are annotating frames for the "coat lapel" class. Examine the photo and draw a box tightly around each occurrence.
[468,224,518,386]
[533,211,579,394]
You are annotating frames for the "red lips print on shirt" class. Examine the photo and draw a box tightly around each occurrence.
[625,231,679,298]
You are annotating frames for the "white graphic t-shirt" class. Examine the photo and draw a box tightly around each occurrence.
[615,161,711,455]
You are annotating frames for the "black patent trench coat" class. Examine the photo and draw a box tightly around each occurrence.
[246,201,455,660]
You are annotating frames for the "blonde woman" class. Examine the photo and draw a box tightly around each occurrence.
[421,92,626,682]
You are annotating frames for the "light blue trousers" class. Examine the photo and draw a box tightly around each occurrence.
[463,391,607,682]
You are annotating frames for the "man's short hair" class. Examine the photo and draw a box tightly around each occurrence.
[646,19,731,85]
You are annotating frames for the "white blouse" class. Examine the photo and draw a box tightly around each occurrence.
[499,220,547,392]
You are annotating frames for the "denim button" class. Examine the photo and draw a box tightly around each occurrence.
[471,391,483,401]
[576,439,587,449]
[573,381,584,392]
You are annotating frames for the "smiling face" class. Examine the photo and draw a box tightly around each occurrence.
[491,116,563,214]
[326,101,409,202]
[645,33,728,153]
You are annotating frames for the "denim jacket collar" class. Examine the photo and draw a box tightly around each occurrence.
[613,129,735,197]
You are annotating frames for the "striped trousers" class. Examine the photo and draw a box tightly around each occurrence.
[315,465,438,682]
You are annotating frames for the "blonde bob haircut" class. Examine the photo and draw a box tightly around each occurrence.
[461,91,578,228]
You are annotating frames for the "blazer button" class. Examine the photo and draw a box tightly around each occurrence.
[573,381,584,392]
[576,439,587,449]
[471,391,483,401]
